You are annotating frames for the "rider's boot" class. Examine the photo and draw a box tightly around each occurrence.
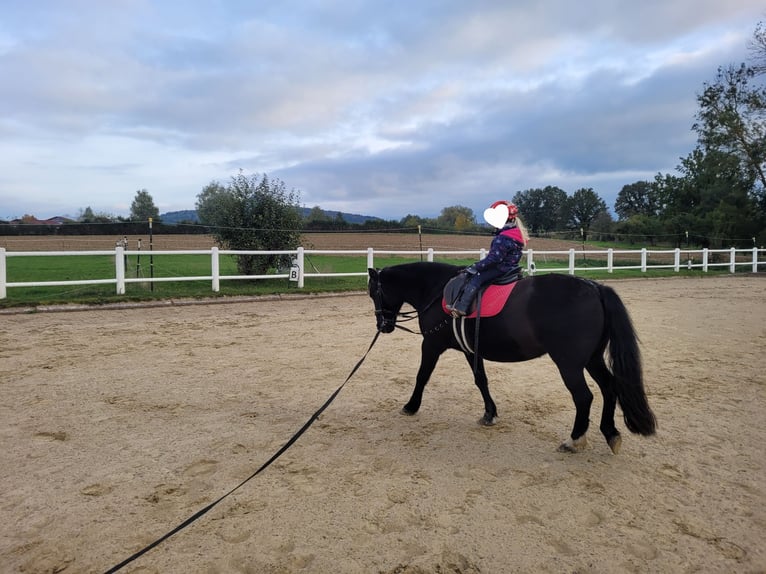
[449,282,480,317]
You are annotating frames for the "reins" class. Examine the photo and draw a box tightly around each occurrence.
[103,329,381,574]
[391,292,449,336]
[391,283,483,376]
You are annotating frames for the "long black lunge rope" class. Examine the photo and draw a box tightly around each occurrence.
[104,330,381,574]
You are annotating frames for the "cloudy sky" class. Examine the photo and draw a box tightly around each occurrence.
[0,1,763,221]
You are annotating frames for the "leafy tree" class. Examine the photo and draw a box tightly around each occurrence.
[361,217,402,230]
[566,188,608,241]
[675,147,761,246]
[615,214,664,245]
[436,205,475,231]
[614,181,662,220]
[589,209,615,240]
[77,206,115,223]
[78,206,96,222]
[400,214,428,229]
[668,37,765,246]
[332,212,349,230]
[130,189,160,222]
[694,63,766,200]
[195,172,302,274]
[308,206,329,222]
[196,181,231,225]
[646,172,691,245]
[512,186,568,233]
[302,206,331,230]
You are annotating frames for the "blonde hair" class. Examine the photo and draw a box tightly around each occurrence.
[514,216,530,244]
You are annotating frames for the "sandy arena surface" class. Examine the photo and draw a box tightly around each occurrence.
[1,275,765,573]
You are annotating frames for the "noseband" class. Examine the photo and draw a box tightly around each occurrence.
[372,279,399,332]
[372,274,443,334]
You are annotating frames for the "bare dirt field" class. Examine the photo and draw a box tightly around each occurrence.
[1,275,764,573]
[0,232,583,254]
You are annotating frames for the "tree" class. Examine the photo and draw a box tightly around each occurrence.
[750,20,766,75]
[436,205,475,231]
[694,63,766,196]
[400,214,427,229]
[303,206,331,230]
[675,147,761,246]
[512,186,568,233]
[566,188,608,241]
[615,214,663,245]
[590,210,615,240]
[77,206,115,223]
[195,172,303,274]
[614,181,662,220]
[306,206,330,224]
[78,207,96,222]
[687,38,766,245]
[332,212,349,230]
[649,23,766,246]
[130,189,160,222]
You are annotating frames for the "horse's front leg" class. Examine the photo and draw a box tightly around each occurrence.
[402,341,441,415]
[463,354,498,425]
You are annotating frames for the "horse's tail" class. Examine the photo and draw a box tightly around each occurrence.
[598,284,657,436]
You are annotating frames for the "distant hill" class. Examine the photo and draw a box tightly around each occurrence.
[159,210,199,224]
[159,208,382,225]
[310,208,382,225]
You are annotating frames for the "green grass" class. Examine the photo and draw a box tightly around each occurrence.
[0,252,752,309]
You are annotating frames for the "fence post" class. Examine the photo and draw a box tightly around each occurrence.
[607,248,613,273]
[211,247,220,292]
[674,248,680,272]
[297,247,305,288]
[753,247,759,273]
[427,247,434,262]
[568,249,575,275]
[641,248,647,273]
[115,246,126,294]
[526,249,534,275]
[730,247,736,273]
[702,248,709,272]
[0,248,6,299]
[367,248,374,273]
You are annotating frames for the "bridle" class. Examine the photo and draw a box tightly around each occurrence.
[371,277,401,332]
[371,274,448,335]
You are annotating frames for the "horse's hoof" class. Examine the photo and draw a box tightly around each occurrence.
[608,434,622,455]
[558,435,587,453]
[401,407,417,416]
[479,414,498,426]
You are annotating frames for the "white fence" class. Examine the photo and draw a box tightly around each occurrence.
[1,245,764,299]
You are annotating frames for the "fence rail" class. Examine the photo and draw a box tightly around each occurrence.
[1,246,764,299]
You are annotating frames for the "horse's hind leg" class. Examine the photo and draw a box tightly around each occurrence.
[586,355,621,454]
[556,364,593,453]
[462,354,498,426]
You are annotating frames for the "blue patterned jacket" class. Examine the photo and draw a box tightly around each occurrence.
[473,224,526,274]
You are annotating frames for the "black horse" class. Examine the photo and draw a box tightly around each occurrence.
[367,262,656,454]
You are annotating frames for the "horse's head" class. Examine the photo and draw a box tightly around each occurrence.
[368,268,403,333]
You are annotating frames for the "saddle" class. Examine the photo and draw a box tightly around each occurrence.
[442,269,523,318]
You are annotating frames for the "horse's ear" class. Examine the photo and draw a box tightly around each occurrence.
[368,268,379,280]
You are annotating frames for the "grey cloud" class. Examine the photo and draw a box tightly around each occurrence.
[0,0,763,220]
